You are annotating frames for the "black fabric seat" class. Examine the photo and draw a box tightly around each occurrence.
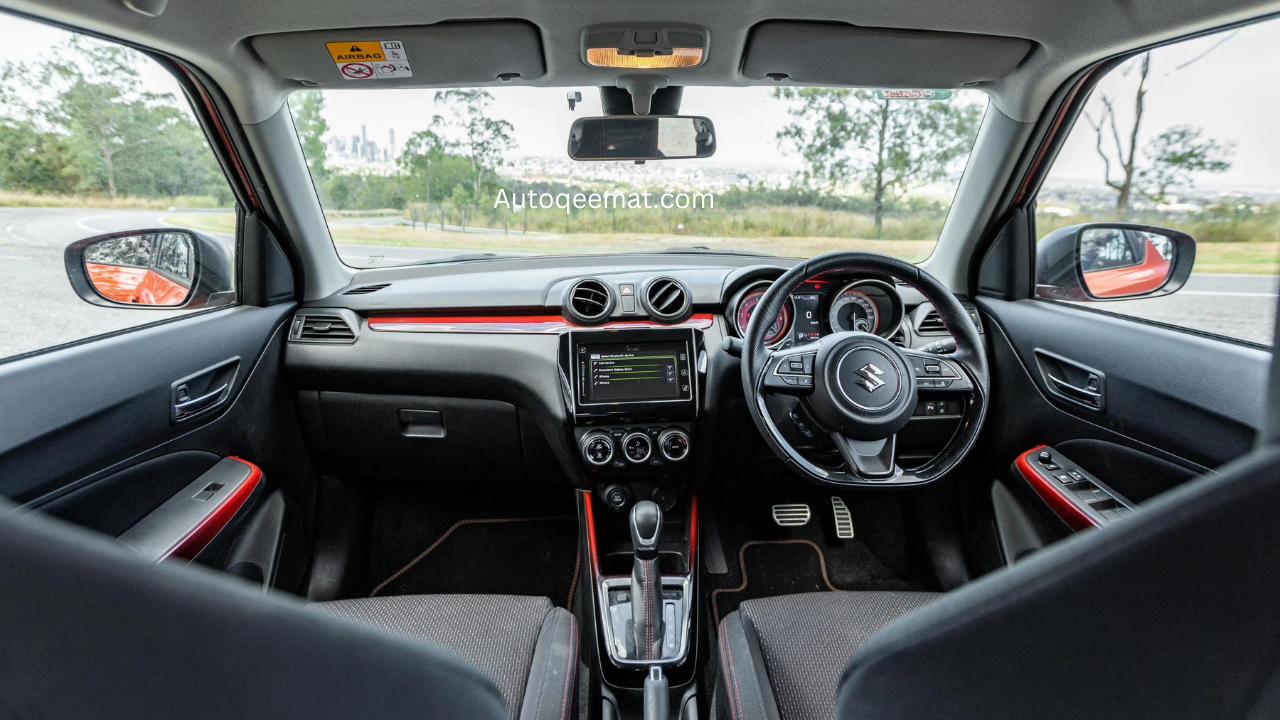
[716,591,941,720]
[716,444,1280,720]
[311,595,576,720]
[0,502,575,720]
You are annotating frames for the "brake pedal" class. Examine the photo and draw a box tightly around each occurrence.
[831,497,855,539]
[772,504,811,527]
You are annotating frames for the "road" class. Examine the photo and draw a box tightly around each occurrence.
[0,207,1274,359]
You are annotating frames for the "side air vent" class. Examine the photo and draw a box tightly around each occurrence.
[566,278,614,324]
[917,310,948,335]
[642,276,691,322]
[342,283,390,295]
[290,313,356,343]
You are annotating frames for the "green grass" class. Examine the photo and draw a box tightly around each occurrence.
[165,211,1280,274]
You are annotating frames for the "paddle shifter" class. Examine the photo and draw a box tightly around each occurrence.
[629,500,664,662]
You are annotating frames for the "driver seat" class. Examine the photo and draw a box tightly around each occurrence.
[715,443,1280,720]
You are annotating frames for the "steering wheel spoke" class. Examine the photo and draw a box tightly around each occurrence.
[760,345,818,396]
[900,347,975,393]
[830,432,899,479]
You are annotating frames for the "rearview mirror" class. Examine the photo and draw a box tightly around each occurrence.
[64,228,235,309]
[567,116,715,161]
[1035,222,1196,301]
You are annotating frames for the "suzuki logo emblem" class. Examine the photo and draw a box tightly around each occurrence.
[854,363,886,392]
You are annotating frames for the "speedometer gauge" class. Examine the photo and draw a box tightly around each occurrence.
[736,289,791,346]
[829,288,880,334]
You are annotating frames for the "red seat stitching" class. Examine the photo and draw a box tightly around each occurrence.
[722,623,745,720]
[559,615,577,720]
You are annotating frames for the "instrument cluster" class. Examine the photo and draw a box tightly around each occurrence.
[726,276,906,348]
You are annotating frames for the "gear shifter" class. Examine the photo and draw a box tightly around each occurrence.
[629,500,664,661]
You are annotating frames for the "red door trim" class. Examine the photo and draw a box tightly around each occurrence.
[165,457,264,561]
[1014,446,1098,532]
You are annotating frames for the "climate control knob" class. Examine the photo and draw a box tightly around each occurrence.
[621,431,653,464]
[658,428,691,462]
[581,431,615,466]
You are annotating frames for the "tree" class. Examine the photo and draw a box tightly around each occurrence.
[774,89,983,236]
[289,90,329,181]
[430,89,514,196]
[1085,50,1233,217]
[1137,125,1233,204]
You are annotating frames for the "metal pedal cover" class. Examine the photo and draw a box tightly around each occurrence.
[831,497,855,539]
[772,504,811,527]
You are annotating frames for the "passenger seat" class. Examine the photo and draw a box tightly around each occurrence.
[311,595,577,720]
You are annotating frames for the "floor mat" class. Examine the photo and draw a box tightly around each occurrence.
[710,539,912,624]
[368,514,579,605]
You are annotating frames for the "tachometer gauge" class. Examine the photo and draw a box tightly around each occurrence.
[829,287,880,334]
[736,289,791,346]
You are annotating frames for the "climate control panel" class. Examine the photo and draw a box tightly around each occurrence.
[576,423,693,469]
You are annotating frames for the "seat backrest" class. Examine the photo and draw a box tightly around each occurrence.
[0,504,508,720]
[836,326,1280,720]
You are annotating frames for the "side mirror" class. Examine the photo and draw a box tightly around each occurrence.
[1035,222,1195,301]
[567,115,715,161]
[64,228,234,310]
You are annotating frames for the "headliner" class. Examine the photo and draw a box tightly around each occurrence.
[2,0,1278,125]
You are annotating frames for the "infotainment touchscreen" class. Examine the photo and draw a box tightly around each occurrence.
[577,341,692,405]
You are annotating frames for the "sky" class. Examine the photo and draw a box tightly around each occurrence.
[3,10,1280,192]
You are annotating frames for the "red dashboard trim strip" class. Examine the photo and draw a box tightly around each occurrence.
[1014,446,1098,532]
[688,494,698,574]
[368,313,715,334]
[165,457,263,561]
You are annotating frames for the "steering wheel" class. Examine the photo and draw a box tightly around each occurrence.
[741,252,989,487]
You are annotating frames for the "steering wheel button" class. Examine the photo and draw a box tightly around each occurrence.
[788,359,805,371]
[802,354,815,373]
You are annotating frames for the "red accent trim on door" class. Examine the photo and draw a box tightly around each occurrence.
[166,457,263,561]
[582,490,601,577]
[1014,446,1098,532]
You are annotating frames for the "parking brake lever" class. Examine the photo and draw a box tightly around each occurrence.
[644,666,669,720]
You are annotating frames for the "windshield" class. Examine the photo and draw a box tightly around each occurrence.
[275,87,987,268]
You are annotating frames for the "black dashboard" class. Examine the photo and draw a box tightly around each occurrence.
[283,254,979,500]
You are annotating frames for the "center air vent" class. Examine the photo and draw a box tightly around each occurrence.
[565,278,614,324]
[291,313,356,343]
[642,276,691,322]
[343,283,390,295]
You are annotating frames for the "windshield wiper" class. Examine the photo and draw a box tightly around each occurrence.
[645,246,772,257]
[411,252,525,266]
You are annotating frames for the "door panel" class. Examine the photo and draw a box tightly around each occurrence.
[0,304,293,504]
[979,297,1267,473]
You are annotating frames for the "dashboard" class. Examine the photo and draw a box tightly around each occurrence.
[284,254,978,497]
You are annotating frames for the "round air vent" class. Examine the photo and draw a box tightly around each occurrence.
[565,278,614,324]
[642,276,692,322]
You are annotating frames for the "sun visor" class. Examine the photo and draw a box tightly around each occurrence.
[251,21,545,87]
[741,22,1032,87]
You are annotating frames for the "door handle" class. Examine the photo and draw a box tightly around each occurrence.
[174,384,229,419]
[170,357,240,424]
[1034,350,1106,412]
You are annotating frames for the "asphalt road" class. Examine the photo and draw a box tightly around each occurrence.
[0,207,1274,359]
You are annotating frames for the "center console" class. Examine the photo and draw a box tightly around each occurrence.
[561,328,705,510]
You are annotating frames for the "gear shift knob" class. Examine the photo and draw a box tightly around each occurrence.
[629,500,664,660]
[630,500,663,559]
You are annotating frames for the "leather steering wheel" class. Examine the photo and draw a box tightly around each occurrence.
[741,252,990,487]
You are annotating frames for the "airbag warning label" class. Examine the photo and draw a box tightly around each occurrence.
[326,41,413,80]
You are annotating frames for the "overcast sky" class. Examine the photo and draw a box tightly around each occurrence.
[3,11,1280,192]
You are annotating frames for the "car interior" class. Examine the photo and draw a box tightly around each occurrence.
[2,0,1280,718]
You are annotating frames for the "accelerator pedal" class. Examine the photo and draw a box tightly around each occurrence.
[831,496,855,539]
[772,504,811,527]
